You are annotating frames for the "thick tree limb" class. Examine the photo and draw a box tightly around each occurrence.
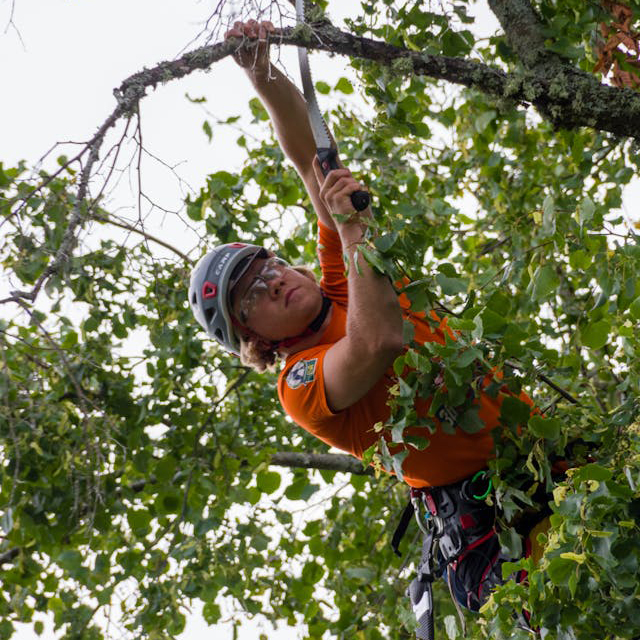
[270,451,374,475]
[114,24,640,143]
[487,0,556,68]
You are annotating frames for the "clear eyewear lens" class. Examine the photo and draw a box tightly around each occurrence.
[239,257,288,321]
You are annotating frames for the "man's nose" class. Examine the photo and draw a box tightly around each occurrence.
[267,276,284,297]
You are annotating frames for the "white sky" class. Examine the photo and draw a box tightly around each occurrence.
[2,1,638,638]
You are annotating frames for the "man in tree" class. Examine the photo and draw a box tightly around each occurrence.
[189,19,540,617]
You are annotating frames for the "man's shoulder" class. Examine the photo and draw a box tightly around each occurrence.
[278,345,328,393]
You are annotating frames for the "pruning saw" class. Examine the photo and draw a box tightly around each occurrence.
[295,0,370,212]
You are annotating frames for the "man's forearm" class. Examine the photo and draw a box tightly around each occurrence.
[246,66,318,178]
[339,222,404,353]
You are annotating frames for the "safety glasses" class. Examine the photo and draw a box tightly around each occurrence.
[235,255,289,323]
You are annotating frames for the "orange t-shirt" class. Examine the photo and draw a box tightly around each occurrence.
[277,223,532,488]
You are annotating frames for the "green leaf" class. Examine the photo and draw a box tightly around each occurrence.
[575,463,612,482]
[486,291,511,316]
[285,479,319,501]
[455,347,481,368]
[579,195,595,227]
[335,77,354,94]
[202,120,213,142]
[391,450,408,481]
[480,308,507,335]
[127,509,152,534]
[500,395,532,429]
[57,550,83,572]
[256,470,281,494]
[458,406,485,433]
[547,556,575,586]
[542,194,556,236]
[630,296,640,320]
[435,273,468,295]
[569,249,591,270]
[374,232,398,252]
[474,110,496,133]
[315,81,331,94]
[154,456,177,483]
[302,561,325,584]
[531,264,560,301]
[528,415,561,441]
[581,319,611,349]
[345,566,376,582]
[202,602,221,624]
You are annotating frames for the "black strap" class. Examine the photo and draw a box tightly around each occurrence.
[410,530,437,640]
[271,295,332,350]
[391,500,415,557]
[308,294,332,332]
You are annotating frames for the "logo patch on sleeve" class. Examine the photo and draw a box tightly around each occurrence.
[286,358,317,390]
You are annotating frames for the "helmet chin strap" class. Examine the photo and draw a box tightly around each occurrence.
[271,295,332,351]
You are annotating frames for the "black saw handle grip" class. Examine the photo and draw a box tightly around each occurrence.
[317,147,370,212]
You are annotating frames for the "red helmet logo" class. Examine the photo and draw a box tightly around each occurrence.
[202,282,217,299]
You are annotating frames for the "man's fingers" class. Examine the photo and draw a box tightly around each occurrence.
[325,177,361,202]
[225,27,243,39]
[227,19,275,41]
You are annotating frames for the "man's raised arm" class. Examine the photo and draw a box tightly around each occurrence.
[226,20,336,231]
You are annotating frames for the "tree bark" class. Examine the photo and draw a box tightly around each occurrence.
[111,24,640,141]
[270,451,374,475]
[487,0,555,69]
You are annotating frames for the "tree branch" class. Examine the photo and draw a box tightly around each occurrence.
[90,212,193,263]
[270,451,374,475]
[113,24,640,143]
[487,0,558,69]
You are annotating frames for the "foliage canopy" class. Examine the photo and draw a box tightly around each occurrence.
[1,0,640,638]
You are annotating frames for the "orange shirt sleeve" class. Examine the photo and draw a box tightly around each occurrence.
[277,345,352,450]
[317,221,348,308]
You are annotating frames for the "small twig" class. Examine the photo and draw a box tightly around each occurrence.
[135,106,144,223]
[90,212,192,263]
[505,359,580,405]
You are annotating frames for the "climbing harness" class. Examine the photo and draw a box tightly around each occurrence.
[393,472,524,640]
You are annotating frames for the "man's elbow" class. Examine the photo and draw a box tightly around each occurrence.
[367,330,404,365]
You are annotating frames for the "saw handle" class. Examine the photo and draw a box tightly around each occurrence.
[317,147,370,212]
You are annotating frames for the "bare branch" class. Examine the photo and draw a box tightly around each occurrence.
[90,212,193,263]
[270,451,374,475]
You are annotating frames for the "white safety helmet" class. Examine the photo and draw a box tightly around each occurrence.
[188,243,267,354]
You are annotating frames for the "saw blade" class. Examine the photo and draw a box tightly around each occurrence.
[296,0,333,149]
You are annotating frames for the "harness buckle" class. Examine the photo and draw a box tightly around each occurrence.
[411,489,444,538]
